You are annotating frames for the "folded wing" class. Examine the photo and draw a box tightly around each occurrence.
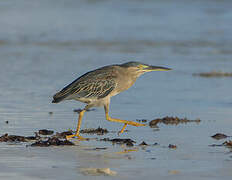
[52,68,116,103]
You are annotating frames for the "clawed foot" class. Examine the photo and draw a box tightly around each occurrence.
[127,121,146,127]
[118,121,146,134]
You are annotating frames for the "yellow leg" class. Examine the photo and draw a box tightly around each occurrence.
[119,124,128,134]
[107,115,145,128]
[66,109,88,140]
[104,104,145,134]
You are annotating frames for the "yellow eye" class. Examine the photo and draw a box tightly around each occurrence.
[138,64,149,70]
[138,64,144,70]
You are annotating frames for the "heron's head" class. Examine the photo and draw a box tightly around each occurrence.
[120,61,171,77]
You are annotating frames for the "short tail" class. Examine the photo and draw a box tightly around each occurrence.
[52,80,76,103]
[52,97,63,103]
[52,92,68,103]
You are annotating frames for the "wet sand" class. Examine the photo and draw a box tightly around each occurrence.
[1,0,232,179]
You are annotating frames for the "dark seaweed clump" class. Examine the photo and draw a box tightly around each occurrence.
[31,137,74,147]
[211,133,229,140]
[223,141,232,147]
[80,127,108,135]
[139,141,148,146]
[38,129,54,135]
[0,133,37,142]
[168,144,177,149]
[0,130,74,147]
[101,138,135,147]
[54,130,73,139]
[149,116,201,128]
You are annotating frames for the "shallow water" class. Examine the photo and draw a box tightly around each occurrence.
[1,0,232,179]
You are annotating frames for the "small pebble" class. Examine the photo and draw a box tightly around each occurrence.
[168,144,177,149]
[211,133,228,140]
[139,141,148,146]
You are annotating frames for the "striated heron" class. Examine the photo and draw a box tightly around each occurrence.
[52,61,171,139]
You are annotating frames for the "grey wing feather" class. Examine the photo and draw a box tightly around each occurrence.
[72,79,115,99]
[52,67,116,103]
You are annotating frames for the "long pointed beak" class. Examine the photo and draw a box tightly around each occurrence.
[144,65,172,72]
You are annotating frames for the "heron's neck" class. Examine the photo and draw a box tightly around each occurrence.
[126,71,144,87]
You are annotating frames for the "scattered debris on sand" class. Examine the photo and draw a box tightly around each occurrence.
[38,129,54,136]
[100,138,135,147]
[0,130,74,146]
[1,129,135,147]
[80,127,108,135]
[193,71,232,78]
[211,133,229,140]
[168,144,177,149]
[48,111,53,115]
[80,168,117,176]
[73,108,96,113]
[149,116,201,127]
[0,133,37,142]
[31,137,74,147]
